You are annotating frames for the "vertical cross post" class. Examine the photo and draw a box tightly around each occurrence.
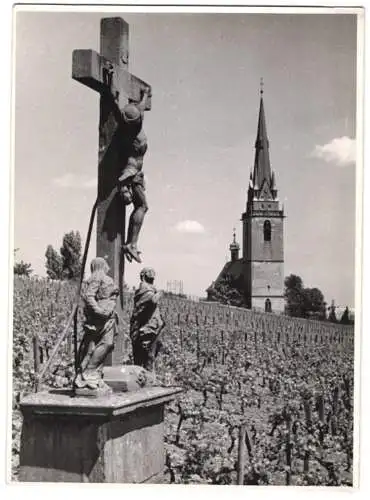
[72,17,152,365]
[98,18,128,282]
[98,18,128,365]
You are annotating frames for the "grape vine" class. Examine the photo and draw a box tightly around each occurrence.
[11,277,354,485]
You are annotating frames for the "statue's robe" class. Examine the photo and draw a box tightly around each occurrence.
[130,282,164,369]
[74,274,119,390]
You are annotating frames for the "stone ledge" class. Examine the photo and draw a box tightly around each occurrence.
[20,386,183,418]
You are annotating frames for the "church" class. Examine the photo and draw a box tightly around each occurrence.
[207,86,285,313]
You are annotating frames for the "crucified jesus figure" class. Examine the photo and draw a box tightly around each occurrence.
[106,80,151,264]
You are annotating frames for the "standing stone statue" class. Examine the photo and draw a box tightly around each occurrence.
[130,268,165,371]
[73,257,119,395]
[104,77,151,264]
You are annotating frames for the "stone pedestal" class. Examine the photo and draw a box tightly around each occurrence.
[19,386,182,483]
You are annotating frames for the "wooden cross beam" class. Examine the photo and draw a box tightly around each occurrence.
[72,49,151,111]
[72,17,152,365]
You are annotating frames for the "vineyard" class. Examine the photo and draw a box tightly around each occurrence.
[12,276,355,485]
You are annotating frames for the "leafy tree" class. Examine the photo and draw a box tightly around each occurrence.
[303,287,327,320]
[285,275,326,320]
[13,260,33,277]
[340,306,353,325]
[208,274,246,308]
[284,274,305,317]
[60,230,82,280]
[13,248,32,277]
[45,245,63,280]
[45,231,82,280]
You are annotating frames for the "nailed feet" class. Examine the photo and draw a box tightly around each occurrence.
[122,243,142,263]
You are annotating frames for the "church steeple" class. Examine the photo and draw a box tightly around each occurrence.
[208,84,285,312]
[250,80,276,201]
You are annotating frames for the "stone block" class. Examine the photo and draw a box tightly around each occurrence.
[103,365,157,392]
[19,386,182,483]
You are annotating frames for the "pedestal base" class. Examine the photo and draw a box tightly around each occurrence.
[19,386,182,483]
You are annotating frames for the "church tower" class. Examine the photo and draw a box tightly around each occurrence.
[229,228,240,262]
[241,82,285,312]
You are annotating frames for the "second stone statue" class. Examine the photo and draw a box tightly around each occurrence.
[130,267,165,371]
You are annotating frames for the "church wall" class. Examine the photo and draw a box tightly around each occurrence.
[242,260,252,308]
[252,296,285,313]
[242,215,250,261]
[251,261,284,296]
[250,216,284,261]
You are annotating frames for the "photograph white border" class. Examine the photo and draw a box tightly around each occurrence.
[1,2,367,499]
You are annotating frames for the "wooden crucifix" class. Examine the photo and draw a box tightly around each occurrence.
[72,17,151,365]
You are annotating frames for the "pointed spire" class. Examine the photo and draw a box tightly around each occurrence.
[229,227,240,261]
[252,79,272,193]
[271,171,275,189]
[249,171,253,189]
[230,228,239,248]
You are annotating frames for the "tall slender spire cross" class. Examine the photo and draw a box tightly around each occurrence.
[252,77,271,192]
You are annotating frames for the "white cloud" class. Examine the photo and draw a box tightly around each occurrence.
[175,220,205,234]
[312,136,356,166]
[52,173,97,189]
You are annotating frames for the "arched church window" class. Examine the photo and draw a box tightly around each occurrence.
[265,298,272,313]
[263,220,271,241]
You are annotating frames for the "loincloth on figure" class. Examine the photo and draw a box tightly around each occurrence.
[118,160,146,205]
[118,127,148,204]
[118,157,145,183]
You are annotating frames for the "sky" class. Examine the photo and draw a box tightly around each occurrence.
[12,7,358,307]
